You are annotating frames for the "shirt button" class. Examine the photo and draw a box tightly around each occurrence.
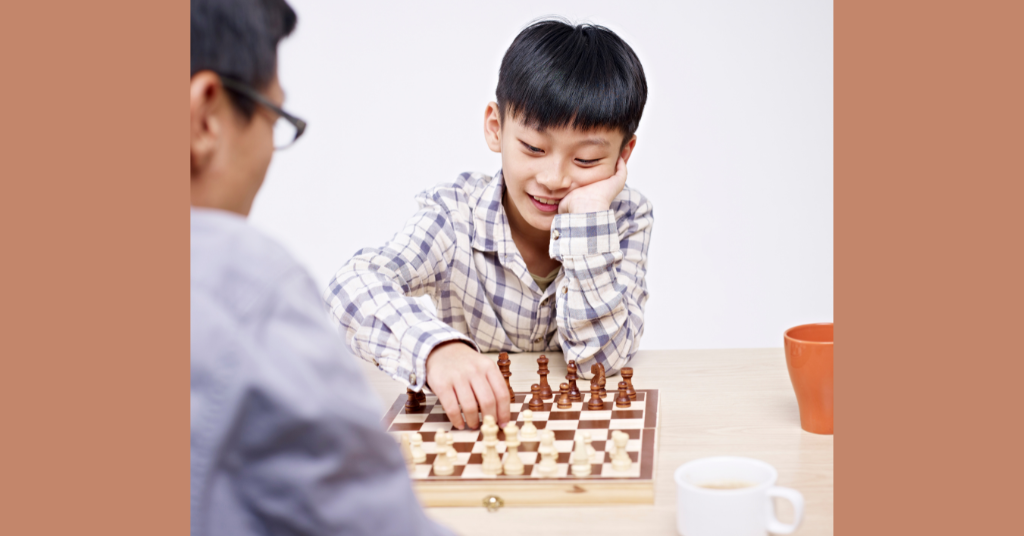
[372,358,379,367]
[534,337,542,344]
[562,286,568,294]
[409,372,417,384]
[552,230,560,240]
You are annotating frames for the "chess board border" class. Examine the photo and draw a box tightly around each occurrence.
[382,388,660,507]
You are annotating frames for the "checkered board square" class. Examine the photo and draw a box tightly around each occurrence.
[383,389,659,506]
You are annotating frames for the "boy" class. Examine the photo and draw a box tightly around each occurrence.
[325,19,652,431]
[190,0,450,534]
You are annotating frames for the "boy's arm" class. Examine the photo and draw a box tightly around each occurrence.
[551,159,653,377]
[323,193,510,429]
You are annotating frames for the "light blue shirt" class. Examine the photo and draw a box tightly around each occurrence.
[190,207,450,536]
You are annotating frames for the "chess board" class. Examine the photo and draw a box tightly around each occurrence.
[383,389,660,507]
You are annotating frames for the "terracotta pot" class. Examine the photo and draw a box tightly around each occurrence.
[784,323,833,434]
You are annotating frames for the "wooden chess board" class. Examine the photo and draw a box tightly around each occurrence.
[383,389,660,507]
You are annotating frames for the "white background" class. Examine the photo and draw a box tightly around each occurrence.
[250,1,833,349]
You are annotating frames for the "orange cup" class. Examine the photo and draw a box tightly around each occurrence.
[784,323,833,434]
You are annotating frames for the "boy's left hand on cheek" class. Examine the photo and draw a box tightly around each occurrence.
[558,156,628,214]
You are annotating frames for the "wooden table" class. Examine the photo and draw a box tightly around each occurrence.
[359,348,834,535]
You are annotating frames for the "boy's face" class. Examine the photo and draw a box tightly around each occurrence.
[484,102,635,233]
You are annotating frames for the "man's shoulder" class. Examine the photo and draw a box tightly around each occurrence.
[190,208,304,319]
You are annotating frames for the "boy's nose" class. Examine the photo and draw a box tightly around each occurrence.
[535,164,570,191]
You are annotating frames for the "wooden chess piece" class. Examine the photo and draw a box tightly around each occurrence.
[416,389,426,403]
[621,367,636,400]
[480,415,503,475]
[410,432,426,463]
[566,360,582,402]
[497,352,514,402]
[616,381,631,408]
[405,388,420,411]
[536,430,558,477]
[588,380,605,410]
[571,437,591,477]
[502,422,524,476]
[583,432,596,463]
[399,433,414,472]
[432,431,454,476]
[597,363,607,398]
[520,409,538,440]
[528,383,545,411]
[611,430,632,472]
[556,383,572,409]
[537,355,553,399]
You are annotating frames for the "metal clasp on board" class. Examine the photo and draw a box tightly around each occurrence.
[483,495,504,512]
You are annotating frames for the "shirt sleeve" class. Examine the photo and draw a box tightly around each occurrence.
[548,188,653,378]
[323,192,478,391]
[195,269,452,536]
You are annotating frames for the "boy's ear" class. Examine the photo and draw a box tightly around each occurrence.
[620,134,638,164]
[483,102,502,153]
[190,71,227,177]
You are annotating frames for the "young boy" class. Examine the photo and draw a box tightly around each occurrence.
[324,19,652,431]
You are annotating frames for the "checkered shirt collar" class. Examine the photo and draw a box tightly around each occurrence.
[470,169,514,256]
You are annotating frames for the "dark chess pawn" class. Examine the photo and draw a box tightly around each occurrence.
[556,383,572,409]
[615,381,631,408]
[497,352,514,402]
[588,381,605,410]
[528,383,545,411]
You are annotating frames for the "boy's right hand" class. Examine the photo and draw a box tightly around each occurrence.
[425,341,511,430]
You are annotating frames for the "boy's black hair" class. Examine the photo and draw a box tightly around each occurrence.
[496,18,648,145]
[190,0,297,118]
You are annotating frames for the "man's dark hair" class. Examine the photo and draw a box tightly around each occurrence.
[190,0,297,118]
[496,18,648,145]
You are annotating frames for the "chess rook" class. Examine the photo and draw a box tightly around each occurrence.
[622,367,637,400]
[616,381,631,408]
[556,383,572,409]
[566,360,583,402]
[537,355,553,399]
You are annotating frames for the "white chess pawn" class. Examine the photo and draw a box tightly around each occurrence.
[502,422,524,476]
[410,432,426,464]
[432,431,454,476]
[611,430,632,472]
[583,432,596,463]
[571,437,592,477]
[480,415,503,475]
[520,409,538,440]
[536,430,558,477]
[399,433,414,472]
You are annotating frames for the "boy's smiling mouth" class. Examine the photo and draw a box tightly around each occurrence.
[528,194,561,212]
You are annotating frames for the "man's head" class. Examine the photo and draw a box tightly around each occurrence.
[190,0,297,216]
[484,18,647,232]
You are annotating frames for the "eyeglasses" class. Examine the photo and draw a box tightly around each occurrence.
[220,76,307,150]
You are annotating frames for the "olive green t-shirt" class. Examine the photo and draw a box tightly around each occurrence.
[530,267,561,291]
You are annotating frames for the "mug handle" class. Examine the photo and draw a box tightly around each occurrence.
[766,486,804,534]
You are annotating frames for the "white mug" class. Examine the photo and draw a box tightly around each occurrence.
[674,457,804,536]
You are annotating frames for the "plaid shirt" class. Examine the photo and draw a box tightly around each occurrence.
[324,171,653,391]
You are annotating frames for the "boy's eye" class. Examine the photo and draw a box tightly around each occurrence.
[520,140,544,154]
[576,158,600,165]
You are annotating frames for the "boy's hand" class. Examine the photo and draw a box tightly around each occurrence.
[425,341,511,430]
[559,156,628,214]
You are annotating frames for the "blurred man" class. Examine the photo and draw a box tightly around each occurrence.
[190,0,450,534]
